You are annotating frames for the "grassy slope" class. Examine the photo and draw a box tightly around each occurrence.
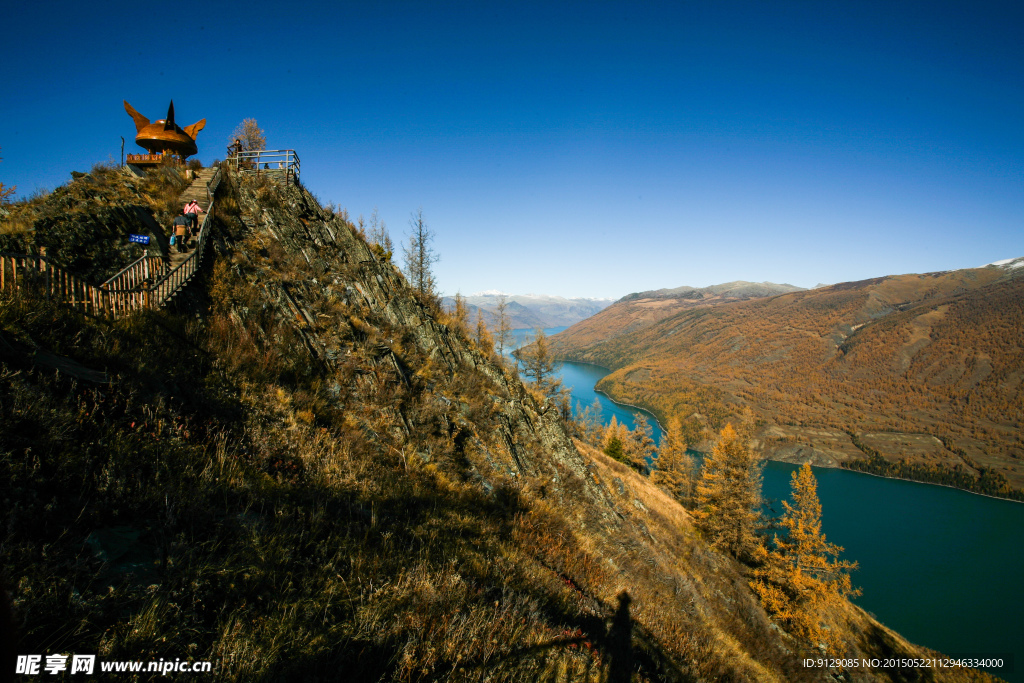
[0,168,997,681]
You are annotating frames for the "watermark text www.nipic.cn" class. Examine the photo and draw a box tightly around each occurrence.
[15,654,213,675]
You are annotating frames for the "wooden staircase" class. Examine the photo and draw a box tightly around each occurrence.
[166,167,218,274]
[145,165,221,308]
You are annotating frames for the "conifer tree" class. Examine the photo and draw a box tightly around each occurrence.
[750,462,859,654]
[602,416,632,464]
[692,424,763,560]
[574,398,604,445]
[624,414,656,474]
[450,292,470,335]
[494,294,514,361]
[651,417,694,505]
[367,207,393,257]
[603,414,617,444]
[402,209,439,300]
[475,311,494,353]
[521,328,562,398]
[604,436,624,462]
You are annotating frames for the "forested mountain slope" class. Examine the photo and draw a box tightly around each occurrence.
[0,165,998,681]
[547,267,1024,495]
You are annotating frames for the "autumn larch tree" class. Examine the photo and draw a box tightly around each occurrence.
[520,328,562,399]
[475,311,494,354]
[623,414,656,474]
[750,461,859,654]
[574,398,604,446]
[692,423,763,560]
[449,292,470,336]
[367,207,393,258]
[229,118,266,153]
[402,209,439,301]
[651,417,694,505]
[494,294,514,361]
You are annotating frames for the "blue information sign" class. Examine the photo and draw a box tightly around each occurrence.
[129,234,151,245]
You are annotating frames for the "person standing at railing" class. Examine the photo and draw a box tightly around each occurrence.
[183,199,203,234]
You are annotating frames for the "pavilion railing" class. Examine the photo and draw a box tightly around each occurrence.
[229,149,300,185]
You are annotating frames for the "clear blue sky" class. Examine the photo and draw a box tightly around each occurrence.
[3,1,1022,299]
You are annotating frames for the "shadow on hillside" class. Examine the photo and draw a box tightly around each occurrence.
[423,590,694,683]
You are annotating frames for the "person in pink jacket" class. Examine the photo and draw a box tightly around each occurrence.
[183,200,204,233]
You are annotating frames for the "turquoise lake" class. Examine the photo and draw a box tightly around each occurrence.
[512,327,1023,680]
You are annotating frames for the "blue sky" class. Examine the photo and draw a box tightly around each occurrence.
[3,1,1021,299]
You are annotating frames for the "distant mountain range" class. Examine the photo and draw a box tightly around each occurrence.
[620,280,804,302]
[441,292,615,330]
[544,261,1024,496]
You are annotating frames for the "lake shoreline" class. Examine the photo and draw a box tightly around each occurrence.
[592,387,666,433]
[558,358,1024,504]
[835,465,1024,505]
[553,357,667,430]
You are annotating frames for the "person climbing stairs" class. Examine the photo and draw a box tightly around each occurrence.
[166,166,218,273]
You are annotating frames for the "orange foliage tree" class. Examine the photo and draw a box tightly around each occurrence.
[692,424,763,560]
[751,462,859,654]
[651,417,694,505]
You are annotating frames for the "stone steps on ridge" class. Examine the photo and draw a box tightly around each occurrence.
[165,167,219,274]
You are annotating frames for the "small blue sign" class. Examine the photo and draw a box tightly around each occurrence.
[129,234,151,245]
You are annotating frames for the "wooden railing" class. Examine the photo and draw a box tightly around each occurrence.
[1,167,222,317]
[110,166,221,309]
[102,255,166,291]
[1,252,109,315]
